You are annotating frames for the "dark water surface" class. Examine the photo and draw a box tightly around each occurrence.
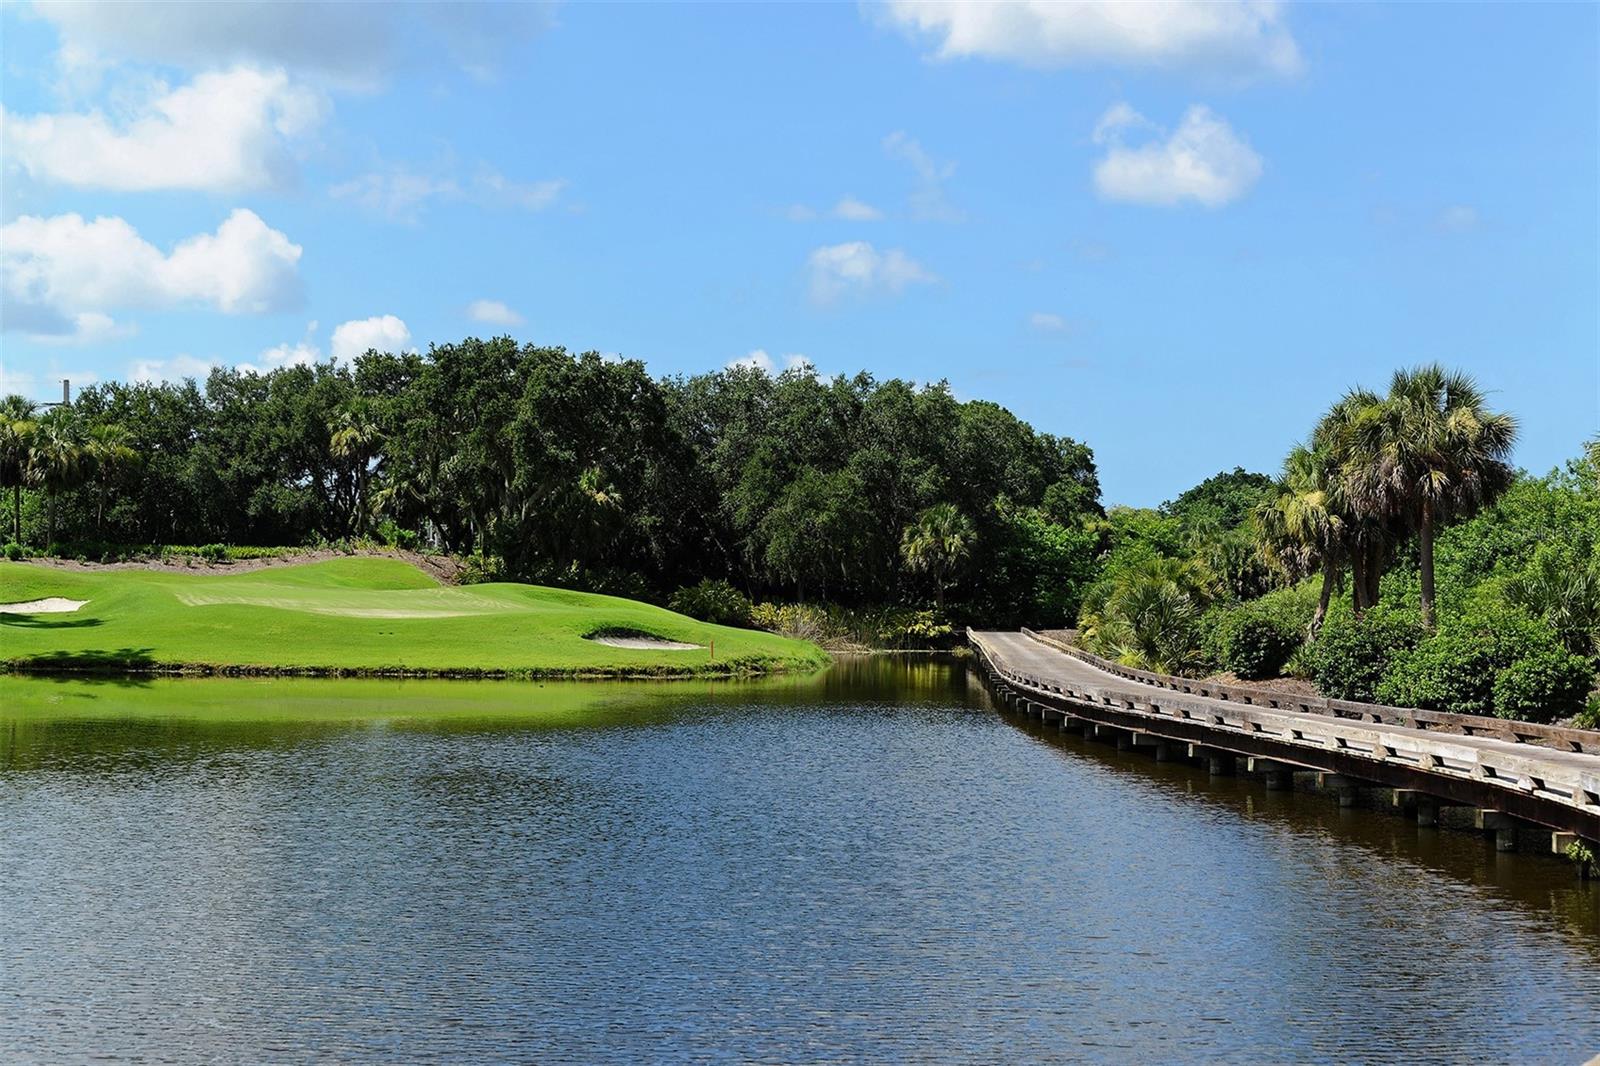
[3,658,1597,1064]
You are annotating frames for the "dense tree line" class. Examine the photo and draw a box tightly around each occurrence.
[0,338,1103,625]
[10,349,1594,722]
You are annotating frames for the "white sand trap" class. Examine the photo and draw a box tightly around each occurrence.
[0,597,88,614]
[586,634,704,650]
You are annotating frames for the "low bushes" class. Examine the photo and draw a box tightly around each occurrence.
[1377,608,1593,723]
[1304,604,1423,703]
[748,602,955,650]
[750,602,830,643]
[1198,582,1319,680]
[1212,611,1300,680]
[668,579,752,628]
[1491,650,1594,723]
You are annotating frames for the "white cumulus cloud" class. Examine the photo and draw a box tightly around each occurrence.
[1029,312,1068,332]
[1092,103,1262,208]
[331,315,412,362]
[1,67,324,193]
[726,349,812,375]
[253,341,322,370]
[1,208,303,343]
[467,299,524,326]
[881,0,1302,81]
[808,241,937,304]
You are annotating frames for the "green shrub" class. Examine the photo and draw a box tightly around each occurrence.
[457,552,505,585]
[2,541,25,560]
[1377,608,1588,720]
[745,602,957,649]
[1306,604,1423,702]
[875,607,955,648]
[1282,641,1316,680]
[668,579,752,628]
[375,521,420,551]
[198,543,227,563]
[1215,610,1301,680]
[749,602,829,643]
[1490,649,1594,723]
[1576,695,1600,730]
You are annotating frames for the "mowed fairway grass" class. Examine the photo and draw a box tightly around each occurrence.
[0,558,829,677]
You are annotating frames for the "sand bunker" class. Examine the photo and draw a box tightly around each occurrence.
[0,597,88,614]
[586,633,704,651]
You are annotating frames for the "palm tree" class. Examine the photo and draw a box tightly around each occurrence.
[1345,364,1517,629]
[1313,387,1398,616]
[0,395,37,545]
[1080,555,1216,674]
[330,405,384,537]
[1255,443,1346,636]
[84,423,139,533]
[900,503,974,610]
[27,407,88,549]
[1504,550,1600,656]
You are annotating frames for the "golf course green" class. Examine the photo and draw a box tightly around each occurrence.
[0,557,829,677]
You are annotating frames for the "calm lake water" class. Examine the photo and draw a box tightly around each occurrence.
[3,657,1597,1063]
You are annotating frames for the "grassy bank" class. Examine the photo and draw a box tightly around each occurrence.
[0,558,829,678]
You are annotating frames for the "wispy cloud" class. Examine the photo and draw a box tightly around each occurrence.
[332,162,564,222]
[1435,205,1479,233]
[788,196,885,222]
[807,241,937,304]
[884,131,963,222]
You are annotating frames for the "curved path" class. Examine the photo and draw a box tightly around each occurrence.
[970,630,1600,847]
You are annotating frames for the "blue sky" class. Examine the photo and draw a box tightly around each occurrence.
[2,1,1595,506]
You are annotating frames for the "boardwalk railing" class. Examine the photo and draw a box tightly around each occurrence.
[1020,628,1600,756]
[969,629,1600,841]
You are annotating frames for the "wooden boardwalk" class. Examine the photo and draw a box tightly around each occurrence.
[970,630,1600,848]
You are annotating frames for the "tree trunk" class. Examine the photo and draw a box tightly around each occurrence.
[11,484,19,544]
[1419,497,1436,630]
[1350,549,1367,617]
[1311,557,1335,637]
[1365,543,1383,609]
[46,492,55,549]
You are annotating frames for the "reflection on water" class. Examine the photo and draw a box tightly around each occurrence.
[2,657,1596,1063]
